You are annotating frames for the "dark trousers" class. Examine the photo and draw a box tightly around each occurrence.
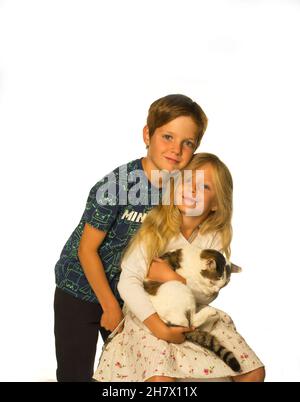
[54,287,111,382]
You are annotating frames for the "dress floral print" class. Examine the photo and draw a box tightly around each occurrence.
[93,307,264,382]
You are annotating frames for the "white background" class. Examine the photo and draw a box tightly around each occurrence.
[1,0,300,382]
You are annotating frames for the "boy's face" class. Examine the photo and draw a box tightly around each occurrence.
[143,116,198,173]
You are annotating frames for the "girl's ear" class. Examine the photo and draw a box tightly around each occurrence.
[143,125,150,148]
[211,205,218,212]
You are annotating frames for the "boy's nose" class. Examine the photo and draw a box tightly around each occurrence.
[171,142,182,155]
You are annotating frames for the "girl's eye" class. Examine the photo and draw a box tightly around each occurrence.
[197,183,210,190]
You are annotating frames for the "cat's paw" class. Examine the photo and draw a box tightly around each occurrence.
[202,311,220,332]
[192,306,220,330]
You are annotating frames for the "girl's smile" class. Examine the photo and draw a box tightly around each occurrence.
[175,163,217,219]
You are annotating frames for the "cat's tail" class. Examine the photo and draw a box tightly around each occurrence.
[185,330,241,372]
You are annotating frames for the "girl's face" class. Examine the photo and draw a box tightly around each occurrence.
[175,163,218,218]
[143,116,198,172]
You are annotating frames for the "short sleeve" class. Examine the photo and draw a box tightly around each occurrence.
[117,243,156,322]
[82,170,121,233]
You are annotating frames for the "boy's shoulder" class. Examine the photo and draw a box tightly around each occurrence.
[111,157,143,175]
[92,157,143,189]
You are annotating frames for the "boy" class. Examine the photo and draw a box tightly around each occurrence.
[54,94,208,381]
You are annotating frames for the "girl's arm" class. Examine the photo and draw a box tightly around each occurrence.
[118,245,193,343]
[78,223,123,332]
[117,244,157,324]
[147,258,186,284]
[148,232,225,302]
[143,313,194,344]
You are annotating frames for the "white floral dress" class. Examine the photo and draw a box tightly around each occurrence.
[93,306,263,382]
[93,231,264,382]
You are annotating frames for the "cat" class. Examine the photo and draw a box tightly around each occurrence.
[143,246,242,372]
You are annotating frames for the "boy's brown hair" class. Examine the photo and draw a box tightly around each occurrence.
[146,94,208,149]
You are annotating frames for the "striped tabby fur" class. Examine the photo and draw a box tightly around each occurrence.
[185,329,241,372]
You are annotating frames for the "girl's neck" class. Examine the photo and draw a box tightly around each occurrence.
[180,213,208,240]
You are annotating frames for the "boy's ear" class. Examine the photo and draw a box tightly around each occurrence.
[143,125,150,147]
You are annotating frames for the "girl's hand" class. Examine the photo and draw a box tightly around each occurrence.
[143,313,193,344]
[164,326,195,344]
[101,301,124,333]
[147,259,186,284]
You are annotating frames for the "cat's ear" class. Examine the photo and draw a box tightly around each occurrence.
[230,263,242,273]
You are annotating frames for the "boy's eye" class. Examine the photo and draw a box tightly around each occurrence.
[163,134,172,140]
[183,140,195,149]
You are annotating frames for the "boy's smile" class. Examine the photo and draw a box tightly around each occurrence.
[142,115,198,182]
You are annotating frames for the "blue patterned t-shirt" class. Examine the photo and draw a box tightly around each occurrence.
[55,157,161,304]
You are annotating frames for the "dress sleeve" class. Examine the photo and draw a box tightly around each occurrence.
[117,243,156,323]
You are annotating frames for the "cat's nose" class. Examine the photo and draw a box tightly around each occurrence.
[207,258,216,268]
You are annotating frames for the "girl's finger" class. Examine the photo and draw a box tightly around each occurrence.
[182,326,195,332]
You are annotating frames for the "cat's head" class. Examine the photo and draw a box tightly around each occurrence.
[200,249,242,281]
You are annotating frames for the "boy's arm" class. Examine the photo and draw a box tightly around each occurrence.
[78,223,123,332]
[77,164,127,332]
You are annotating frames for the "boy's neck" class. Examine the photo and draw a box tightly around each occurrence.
[141,157,156,186]
[141,157,167,188]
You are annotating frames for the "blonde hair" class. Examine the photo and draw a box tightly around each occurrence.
[122,153,233,272]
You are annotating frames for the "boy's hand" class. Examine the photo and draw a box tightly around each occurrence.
[147,259,186,284]
[101,302,124,333]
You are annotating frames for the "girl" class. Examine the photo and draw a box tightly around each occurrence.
[93,153,265,382]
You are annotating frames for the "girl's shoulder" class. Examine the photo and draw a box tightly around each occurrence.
[163,231,222,253]
[191,230,222,251]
